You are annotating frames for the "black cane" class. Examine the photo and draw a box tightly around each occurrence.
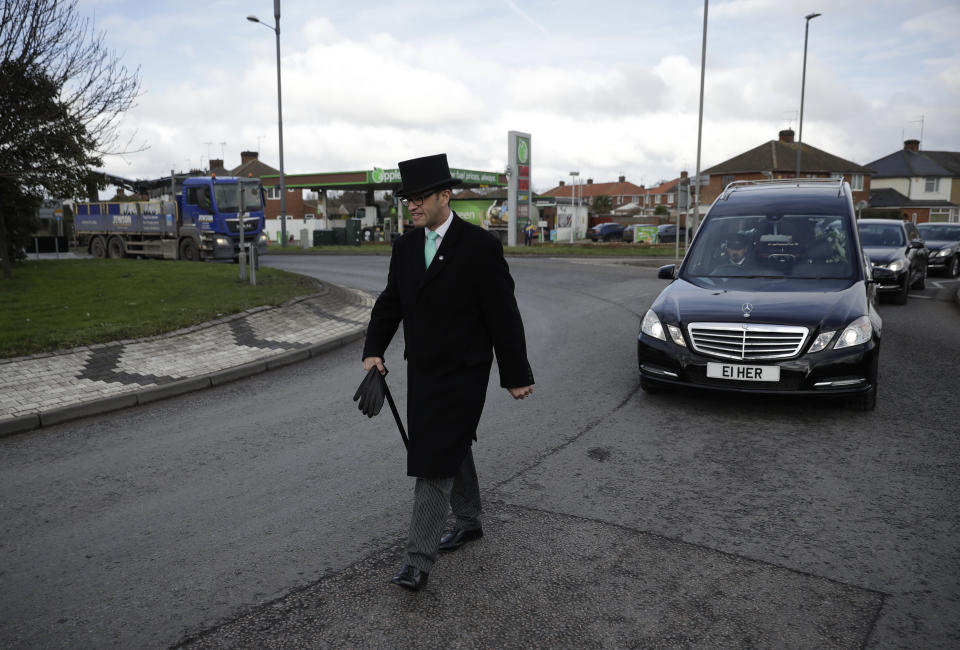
[382,378,409,450]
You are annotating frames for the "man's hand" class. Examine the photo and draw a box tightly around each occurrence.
[363,356,386,375]
[508,385,534,400]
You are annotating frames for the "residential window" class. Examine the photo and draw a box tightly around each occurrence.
[851,174,864,191]
[925,177,940,193]
[722,175,735,189]
[266,185,281,200]
[929,208,954,223]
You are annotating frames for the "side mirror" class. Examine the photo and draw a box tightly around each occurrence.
[657,264,676,279]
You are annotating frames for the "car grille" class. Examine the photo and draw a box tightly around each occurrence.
[687,322,808,360]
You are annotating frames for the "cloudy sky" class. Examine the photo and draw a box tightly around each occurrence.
[80,0,959,193]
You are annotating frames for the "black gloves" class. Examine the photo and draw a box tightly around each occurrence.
[353,366,387,417]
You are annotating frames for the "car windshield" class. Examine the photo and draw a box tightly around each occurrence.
[917,224,960,241]
[214,182,262,213]
[682,213,855,281]
[858,223,905,247]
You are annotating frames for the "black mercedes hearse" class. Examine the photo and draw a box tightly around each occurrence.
[637,179,881,410]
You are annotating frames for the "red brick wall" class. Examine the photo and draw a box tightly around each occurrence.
[264,188,306,219]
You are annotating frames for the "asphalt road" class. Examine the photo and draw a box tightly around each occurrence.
[1,255,958,648]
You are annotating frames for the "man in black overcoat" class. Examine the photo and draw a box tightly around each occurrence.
[362,153,534,592]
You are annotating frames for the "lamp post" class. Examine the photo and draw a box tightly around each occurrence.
[796,11,821,179]
[569,171,579,243]
[247,0,287,247]
[692,0,708,265]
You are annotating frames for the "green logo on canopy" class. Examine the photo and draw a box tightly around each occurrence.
[517,138,529,164]
[372,168,383,183]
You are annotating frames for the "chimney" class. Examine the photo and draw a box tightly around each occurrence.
[904,139,920,152]
[559,180,565,187]
[240,150,259,165]
[618,175,625,183]
[680,170,688,179]
[779,129,795,143]
[209,158,224,170]
[587,178,593,185]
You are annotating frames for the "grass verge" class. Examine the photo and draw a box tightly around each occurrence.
[266,241,682,257]
[0,259,318,359]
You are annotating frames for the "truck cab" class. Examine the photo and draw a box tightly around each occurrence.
[179,176,267,260]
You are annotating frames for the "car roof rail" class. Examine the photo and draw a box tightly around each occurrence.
[719,177,846,201]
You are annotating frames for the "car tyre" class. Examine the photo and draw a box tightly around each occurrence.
[640,376,666,394]
[891,278,909,305]
[948,255,960,278]
[846,382,877,411]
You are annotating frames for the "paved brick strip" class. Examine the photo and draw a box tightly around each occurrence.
[0,283,373,437]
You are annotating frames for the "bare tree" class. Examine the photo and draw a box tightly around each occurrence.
[0,0,142,278]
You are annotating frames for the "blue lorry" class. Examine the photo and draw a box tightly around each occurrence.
[74,176,268,261]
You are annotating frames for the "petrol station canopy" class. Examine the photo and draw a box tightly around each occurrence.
[260,167,507,193]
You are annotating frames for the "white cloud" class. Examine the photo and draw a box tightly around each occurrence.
[903,5,960,40]
[87,0,960,195]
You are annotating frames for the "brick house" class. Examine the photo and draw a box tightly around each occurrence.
[540,175,646,211]
[697,129,873,212]
[864,140,959,223]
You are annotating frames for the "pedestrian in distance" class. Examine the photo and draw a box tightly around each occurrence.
[361,153,535,593]
[523,220,535,246]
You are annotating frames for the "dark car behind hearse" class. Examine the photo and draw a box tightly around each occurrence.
[637,179,881,410]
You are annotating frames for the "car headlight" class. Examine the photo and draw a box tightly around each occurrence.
[808,330,836,353]
[834,316,872,349]
[934,249,950,257]
[667,324,687,347]
[215,237,230,247]
[641,310,666,341]
[884,259,904,272]
[257,232,268,244]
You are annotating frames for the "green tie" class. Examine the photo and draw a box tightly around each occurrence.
[425,230,438,268]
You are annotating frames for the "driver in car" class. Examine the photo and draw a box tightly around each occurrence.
[721,233,753,268]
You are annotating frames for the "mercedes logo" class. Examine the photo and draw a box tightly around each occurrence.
[742,302,754,318]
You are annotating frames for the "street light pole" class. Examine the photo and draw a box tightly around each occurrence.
[569,171,579,243]
[247,0,288,247]
[692,0,708,266]
[796,12,821,179]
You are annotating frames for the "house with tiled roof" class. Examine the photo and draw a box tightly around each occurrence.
[644,176,682,215]
[865,140,959,223]
[698,129,873,212]
[540,175,646,212]
[229,150,280,179]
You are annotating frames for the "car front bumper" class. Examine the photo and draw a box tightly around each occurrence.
[870,267,908,293]
[637,332,879,397]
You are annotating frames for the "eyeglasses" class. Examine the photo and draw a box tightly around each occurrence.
[400,191,436,208]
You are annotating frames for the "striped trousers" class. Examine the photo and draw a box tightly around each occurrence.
[403,449,482,572]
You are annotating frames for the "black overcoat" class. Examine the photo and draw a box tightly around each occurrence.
[362,214,534,478]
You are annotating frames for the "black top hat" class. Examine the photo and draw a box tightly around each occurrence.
[396,153,462,198]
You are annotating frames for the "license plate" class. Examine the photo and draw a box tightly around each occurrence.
[707,362,780,382]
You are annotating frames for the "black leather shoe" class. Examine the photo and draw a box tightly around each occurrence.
[438,527,484,552]
[390,564,429,592]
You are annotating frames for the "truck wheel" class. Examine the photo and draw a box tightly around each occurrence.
[107,236,124,258]
[90,237,106,258]
[179,238,199,262]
